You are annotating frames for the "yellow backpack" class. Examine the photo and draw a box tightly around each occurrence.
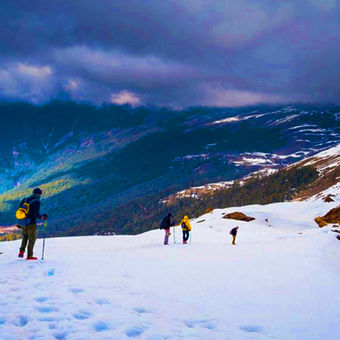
[16,198,36,220]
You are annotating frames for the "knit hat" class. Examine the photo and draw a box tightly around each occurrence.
[33,188,43,195]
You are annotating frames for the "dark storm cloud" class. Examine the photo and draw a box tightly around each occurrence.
[0,0,339,106]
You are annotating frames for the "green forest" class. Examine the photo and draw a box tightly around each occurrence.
[61,165,318,237]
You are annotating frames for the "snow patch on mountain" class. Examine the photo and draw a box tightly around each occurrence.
[311,143,340,158]
[268,114,300,125]
[309,182,340,203]
[288,124,318,130]
[208,113,267,125]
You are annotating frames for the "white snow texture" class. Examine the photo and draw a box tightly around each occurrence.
[1,195,340,339]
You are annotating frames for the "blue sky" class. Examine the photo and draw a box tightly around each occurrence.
[0,0,339,107]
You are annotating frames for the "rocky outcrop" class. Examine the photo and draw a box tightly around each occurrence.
[324,194,335,202]
[315,206,340,227]
[315,217,328,228]
[223,212,255,222]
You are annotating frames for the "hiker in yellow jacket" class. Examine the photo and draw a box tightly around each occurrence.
[180,215,192,244]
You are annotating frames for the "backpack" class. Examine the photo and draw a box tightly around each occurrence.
[160,217,168,229]
[16,198,36,220]
[230,227,237,235]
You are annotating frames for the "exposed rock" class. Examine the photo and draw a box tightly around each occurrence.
[205,208,214,214]
[322,206,340,223]
[315,217,328,228]
[223,212,255,222]
[315,206,340,228]
[324,194,335,202]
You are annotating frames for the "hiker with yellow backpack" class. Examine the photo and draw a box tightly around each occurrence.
[16,188,48,260]
[180,215,192,244]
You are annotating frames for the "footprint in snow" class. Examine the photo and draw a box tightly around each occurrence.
[134,307,149,314]
[93,321,111,332]
[29,335,47,340]
[13,315,29,327]
[36,306,58,313]
[240,325,263,333]
[54,331,68,340]
[200,320,216,330]
[38,317,57,322]
[47,268,55,277]
[184,319,216,330]
[0,317,6,326]
[184,320,195,328]
[125,325,147,338]
[69,288,84,294]
[35,296,49,303]
[73,311,92,320]
[95,298,110,305]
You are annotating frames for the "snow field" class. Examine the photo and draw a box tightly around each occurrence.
[1,199,340,339]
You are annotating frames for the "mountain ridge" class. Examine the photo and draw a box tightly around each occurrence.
[0,101,339,236]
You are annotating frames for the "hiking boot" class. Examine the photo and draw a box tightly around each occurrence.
[18,251,24,258]
[183,241,187,244]
[26,256,38,260]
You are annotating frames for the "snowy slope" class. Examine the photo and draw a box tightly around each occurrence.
[292,142,340,201]
[1,198,340,340]
[299,142,340,174]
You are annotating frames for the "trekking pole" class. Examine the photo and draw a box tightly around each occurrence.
[41,219,48,260]
[189,230,192,244]
[173,226,176,244]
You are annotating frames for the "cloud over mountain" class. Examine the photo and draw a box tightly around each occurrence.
[0,0,339,106]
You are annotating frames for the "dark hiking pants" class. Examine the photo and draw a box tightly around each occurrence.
[164,229,170,245]
[20,224,37,258]
[182,230,189,242]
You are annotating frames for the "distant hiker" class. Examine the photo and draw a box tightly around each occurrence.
[160,213,174,245]
[17,188,48,260]
[230,226,239,245]
[181,215,192,244]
